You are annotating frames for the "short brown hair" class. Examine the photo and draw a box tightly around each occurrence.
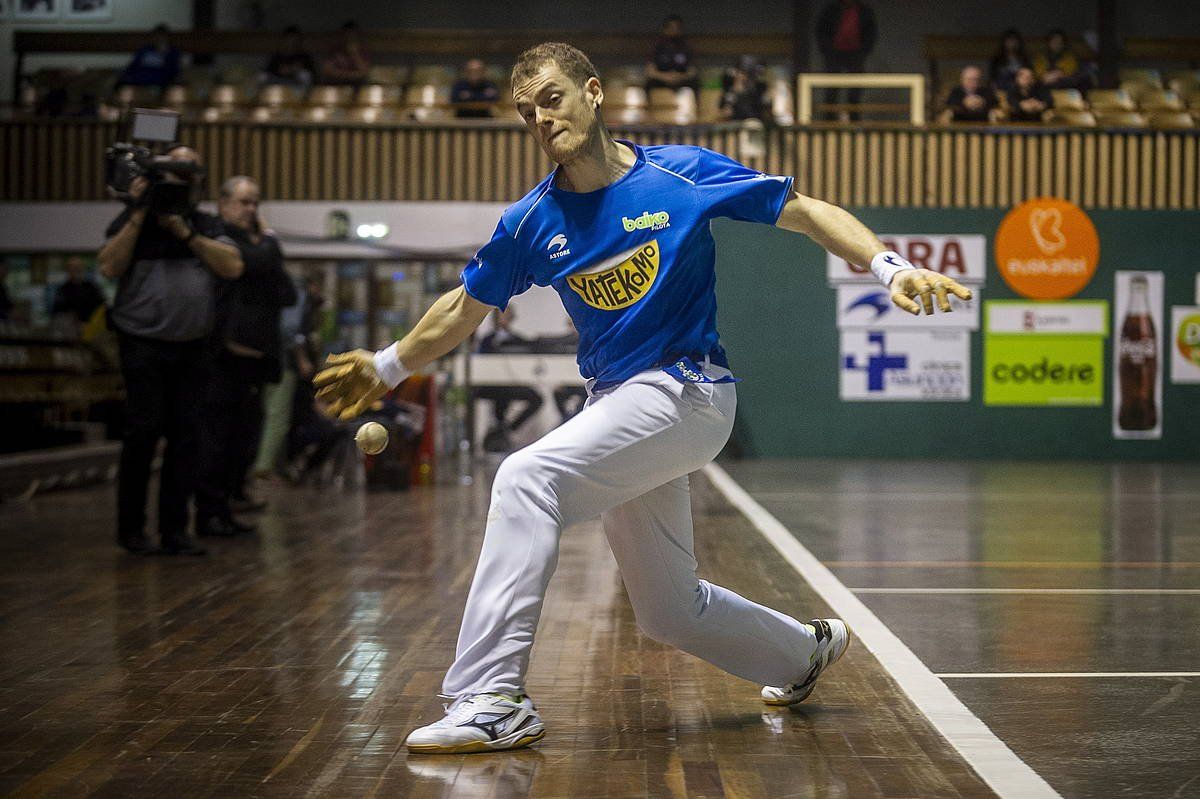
[510,42,599,92]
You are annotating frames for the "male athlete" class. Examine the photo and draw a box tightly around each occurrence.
[315,42,971,754]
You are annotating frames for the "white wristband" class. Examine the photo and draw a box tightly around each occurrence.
[372,345,411,389]
[870,250,917,288]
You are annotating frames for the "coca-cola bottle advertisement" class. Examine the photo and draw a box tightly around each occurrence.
[1112,271,1164,440]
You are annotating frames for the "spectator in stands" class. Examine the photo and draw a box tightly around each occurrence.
[262,25,317,92]
[97,146,243,556]
[988,29,1031,93]
[1007,67,1053,122]
[816,0,876,121]
[1034,29,1093,91]
[474,307,543,453]
[50,256,105,324]
[321,20,371,87]
[719,55,772,123]
[195,177,296,538]
[645,15,698,95]
[451,58,501,118]
[117,24,181,90]
[0,263,12,321]
[943,66,1002,123]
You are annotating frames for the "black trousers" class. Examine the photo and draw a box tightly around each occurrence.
[195,349,266,523]
[822,51,867,118]
[474,385,543,432]
[116,333,205,544]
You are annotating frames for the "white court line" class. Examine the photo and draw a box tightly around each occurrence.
[939,672,1200,679]
[703,464,1061,799]
[851,588,1200,595]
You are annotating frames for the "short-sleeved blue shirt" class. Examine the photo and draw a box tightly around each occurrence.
[461,142,793,387]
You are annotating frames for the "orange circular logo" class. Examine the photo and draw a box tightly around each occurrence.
[994,198,1099,299]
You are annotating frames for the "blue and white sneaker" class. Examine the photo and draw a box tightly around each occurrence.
[761,619,850,706]
[405,692,546,754]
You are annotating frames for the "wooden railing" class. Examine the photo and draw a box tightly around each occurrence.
[2,119,1198,209]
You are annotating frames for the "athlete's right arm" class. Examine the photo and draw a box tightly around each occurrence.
[314,286,492,420]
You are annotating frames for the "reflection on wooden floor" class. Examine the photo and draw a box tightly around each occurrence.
[724,459,1200,799]
[0,470,992,798]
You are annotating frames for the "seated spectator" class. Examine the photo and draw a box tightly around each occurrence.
[51,256,106,324]
[450,59,500,118]
[321,21,371,87]
[473,307,543,453]
[1034,29,1093,91]
[944,66,1002,123]
[645,15,698,94]
[1007,67,1053,122]
[262,25,316,91]
[988,28,1030,93]
[117,24,181,90]
[719,56,772,122]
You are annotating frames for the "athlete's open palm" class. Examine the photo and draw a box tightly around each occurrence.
[888,268,973,316]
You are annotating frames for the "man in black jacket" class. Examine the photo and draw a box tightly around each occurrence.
[816,0,877,120]
[195,176,296,537]
[98,146,244,555]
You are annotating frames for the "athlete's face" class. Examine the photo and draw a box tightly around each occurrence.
[512,63,603,165]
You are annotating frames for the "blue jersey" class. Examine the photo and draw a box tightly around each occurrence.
[460,142,793,387]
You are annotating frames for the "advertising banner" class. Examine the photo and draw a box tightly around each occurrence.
[840,329,969,401]
[1113,271,1163,439]
[826,235,987,285]
[836,285,979,330]
[1170,306,1200,384]
[983,300,1108,406]
[994,198,1099,300]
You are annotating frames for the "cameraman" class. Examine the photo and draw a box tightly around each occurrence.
[195,176,296,537]
[98,144,243,556]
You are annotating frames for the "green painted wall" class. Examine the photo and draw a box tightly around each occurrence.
[712,210,1200,460]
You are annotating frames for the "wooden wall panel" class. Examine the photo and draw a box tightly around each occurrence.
[1,121,1197,209]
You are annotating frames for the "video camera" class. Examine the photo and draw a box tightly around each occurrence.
[105,108,205,216]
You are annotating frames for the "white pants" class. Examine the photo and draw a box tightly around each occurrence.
[441,366,818,698]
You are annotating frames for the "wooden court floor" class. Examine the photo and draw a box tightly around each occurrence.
[0,463,1003,799]
[5,459,1196,798]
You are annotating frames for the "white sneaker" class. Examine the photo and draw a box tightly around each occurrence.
[761,619,850,706]
[405,693,546,754]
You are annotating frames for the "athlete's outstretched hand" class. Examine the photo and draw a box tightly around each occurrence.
[314,350,388,421]
[888,268,973,316]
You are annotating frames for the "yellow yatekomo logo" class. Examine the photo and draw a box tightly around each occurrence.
[567,240,660,310]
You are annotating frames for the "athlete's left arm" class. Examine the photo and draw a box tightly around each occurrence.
[775,191,972,315]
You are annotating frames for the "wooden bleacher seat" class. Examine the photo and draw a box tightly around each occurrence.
[1046,109,1096,127]
[1087,89,1135,111]
[1147,110,1196,129]
[199,105,240,122]
[1093,110,1148,128]
[308,85,355,107]
[258,84,303,108]
[1137,89,1184,111]
[1118,67,1162,86]
[409,65,455,86]
[111,84,161,108]
[403,84,450,122]
[366,65,409,86]
[1165,70,1200,94]
[648,87,698,124]
[356,84,403,107]
[348,106,400,124]
[207,84,242,107]
[300,105,347,123]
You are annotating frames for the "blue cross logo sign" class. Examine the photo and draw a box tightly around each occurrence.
[843,332,907,391]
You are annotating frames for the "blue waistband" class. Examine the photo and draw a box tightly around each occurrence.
[591,349,732,394]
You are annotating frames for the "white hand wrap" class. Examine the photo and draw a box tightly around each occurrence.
[372,345,411,389]
[870,250,917,288]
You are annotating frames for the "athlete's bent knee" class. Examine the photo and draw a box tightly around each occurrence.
[491,450,562,520]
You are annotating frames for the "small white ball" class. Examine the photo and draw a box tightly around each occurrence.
[355,421,389,455]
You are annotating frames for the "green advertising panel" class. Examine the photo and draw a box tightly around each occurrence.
[984,336,1106,406]
[984,300,1109,406]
